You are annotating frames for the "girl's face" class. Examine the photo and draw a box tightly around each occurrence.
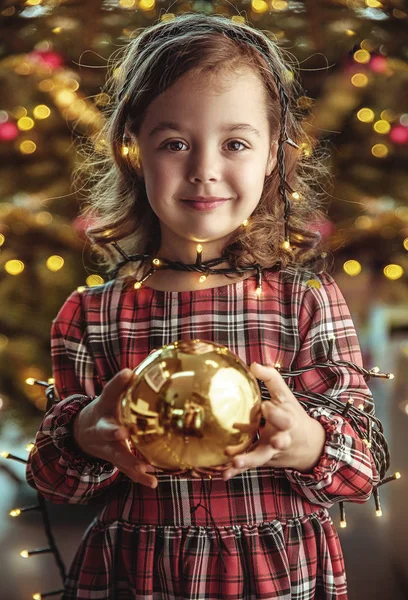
[135,67,278,259]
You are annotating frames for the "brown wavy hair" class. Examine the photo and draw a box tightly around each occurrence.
[76,12,331,278]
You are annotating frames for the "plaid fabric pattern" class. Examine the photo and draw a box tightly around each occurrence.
[26,267,379,599]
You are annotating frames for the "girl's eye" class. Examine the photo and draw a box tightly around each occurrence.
[162,140,248,152]
[227,140,247,152]
[164,141,187,152]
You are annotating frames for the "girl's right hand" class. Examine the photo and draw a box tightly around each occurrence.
[72,369,158,489]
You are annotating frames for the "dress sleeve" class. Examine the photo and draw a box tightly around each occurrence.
[26,290,124,504]
[283,273,381,507]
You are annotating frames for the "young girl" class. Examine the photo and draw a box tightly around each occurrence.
[26,12,387,600]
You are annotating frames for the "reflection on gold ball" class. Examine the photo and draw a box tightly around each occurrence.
[120,340,261,473]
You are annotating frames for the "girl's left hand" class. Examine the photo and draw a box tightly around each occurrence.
[222,362,326,481]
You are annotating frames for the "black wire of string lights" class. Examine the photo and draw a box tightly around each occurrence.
[109,240,275,292]
[2,383,65,600]
[108,241,327,297]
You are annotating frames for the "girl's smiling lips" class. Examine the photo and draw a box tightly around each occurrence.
[181,196,230,211]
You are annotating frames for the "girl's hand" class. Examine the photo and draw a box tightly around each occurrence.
[222,362,326,481]
[72,369,158,489]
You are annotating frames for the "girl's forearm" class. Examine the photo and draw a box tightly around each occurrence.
[284,407,379,507]
[26,394,123,505]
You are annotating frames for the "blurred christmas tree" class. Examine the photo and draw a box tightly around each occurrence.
[0,0,407,431]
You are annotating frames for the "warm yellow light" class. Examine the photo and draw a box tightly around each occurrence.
[306,279,321,289]
[292,192,301,200]
[0,335,8,350]
[255,287,262,296]
[65,79,80,92]
[48,377,55,384]
[373,120,391,134]
[25,378,36,385]
[355,216,372,229]
[271,0,288,9]
[403,238,408,251]
[139,0,155,9]
[10,509,21,517]
[231,15,246,23]
[5,260,25,275]
[357,108,375,123]
[0,233,5,246]
[12,106,27,119]
[340,520,347,528]
[152,258,161,266]
[33,594,42,600]
[1,452,9,458]
[20,140,37,154]
[366,0,382,7]
[380,109,396,122]
[134,282,142,289]
[284,70,294,83]
[396,207,408,221]
[119,0,136,7]
[383,264,403,280]
[25,0,42,5]
[281,240,291,250]
[251,0,269,13]
[14,62,31,76]
[36,211,53,226]
[122,146,129,156]
[345,29,355,36]
[55,90,77,107]
[371,143,389,158]
[351,73,368,88]
[343,260,362,277]
[17,116,34,131]
[33,104,51,119]
[196,244,203,253]
[52,26,62,34]
[353,49,371,64]
[46,255,64,272]
[26,443,35,452]
[395,472,401,479]
[77,286,86,293]
[20,550,29,558]
[86,274,104,287]
[94,93,111,106]
[38,79,54,92]
[361,39,376,52]
[199,275,207,283]
[376,509,383,517]
[242,219,249,226]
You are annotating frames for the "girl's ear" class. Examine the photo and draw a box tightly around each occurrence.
[265,140,278,177]
[124,128,144,178]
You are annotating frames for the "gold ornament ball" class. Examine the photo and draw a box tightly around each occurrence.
[120,340,261,472]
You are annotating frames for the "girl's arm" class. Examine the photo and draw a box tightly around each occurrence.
[26,290,125,504]
[282,273,381,506]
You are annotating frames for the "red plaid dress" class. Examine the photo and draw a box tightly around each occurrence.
[26,267,379,600]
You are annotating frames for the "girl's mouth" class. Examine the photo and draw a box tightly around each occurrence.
[181,199,229,212]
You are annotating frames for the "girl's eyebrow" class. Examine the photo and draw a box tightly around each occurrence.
[148,121,261,138]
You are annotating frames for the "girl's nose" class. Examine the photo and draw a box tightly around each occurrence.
[187,148,220,183]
